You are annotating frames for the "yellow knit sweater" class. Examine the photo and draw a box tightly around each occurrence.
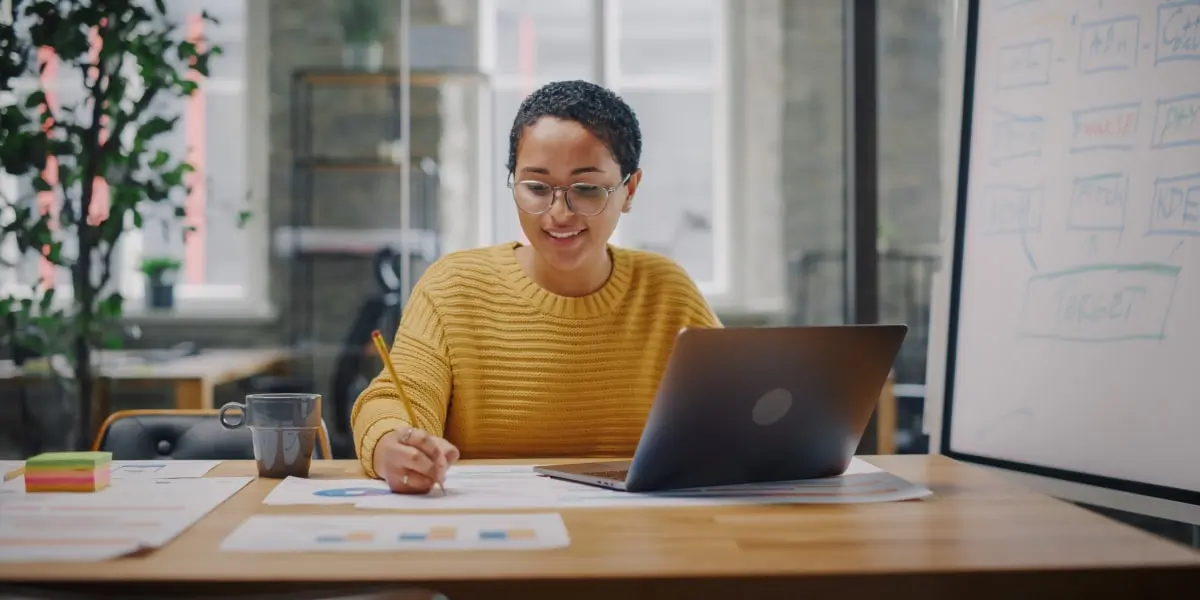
[351,241,720,477]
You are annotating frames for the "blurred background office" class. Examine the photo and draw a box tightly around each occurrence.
[1,0,949,460]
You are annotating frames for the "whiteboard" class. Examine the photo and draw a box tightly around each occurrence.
[944,0,1200,505]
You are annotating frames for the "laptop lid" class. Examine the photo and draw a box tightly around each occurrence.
[622,324,908,492]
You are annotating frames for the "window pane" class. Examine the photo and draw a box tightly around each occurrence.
[200,0,246,81]
[203,88,248,287]
[876,0,946,392]
[493,0,593,82]
[619,0,718,80]
[780,0,846,327]
[620,91,715,282]
[491,90,527,244]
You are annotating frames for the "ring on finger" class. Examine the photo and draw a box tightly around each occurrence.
[401,427,414,443]
[401,473,409,486]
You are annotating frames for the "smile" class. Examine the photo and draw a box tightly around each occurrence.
[546,230,584,239]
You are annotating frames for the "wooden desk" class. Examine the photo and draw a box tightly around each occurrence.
[1,348,291,411]
[2,456,1198,599]
[94,348,293,410]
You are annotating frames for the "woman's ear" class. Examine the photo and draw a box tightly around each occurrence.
[622,169,642,213]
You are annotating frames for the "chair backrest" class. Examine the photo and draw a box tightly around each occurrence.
[93,409,333,460]
[329,295,396,435]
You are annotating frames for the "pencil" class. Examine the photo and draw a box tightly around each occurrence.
[370,330,446,495]
[3,466,23,482]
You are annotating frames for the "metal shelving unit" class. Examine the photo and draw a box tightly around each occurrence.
[284,67,483,349]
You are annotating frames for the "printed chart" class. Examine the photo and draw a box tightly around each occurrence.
[220,513,570,552]
[262,476,392,505]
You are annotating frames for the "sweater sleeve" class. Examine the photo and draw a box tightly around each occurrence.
[350,285,452,479]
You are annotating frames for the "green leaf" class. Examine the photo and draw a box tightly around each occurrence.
[133,210,144,228]
[97,293,124,319]
[138,116,177,140]
[32,176,52,192]
[24,91,46,109]
[150,150,170,168]
[39,288,56,312]
[103,331,125,350]
[45,242,62,264]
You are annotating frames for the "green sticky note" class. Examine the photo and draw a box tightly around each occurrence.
[26,451,112,469]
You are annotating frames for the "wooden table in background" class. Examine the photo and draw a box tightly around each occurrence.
[2,455,1197,599]
[88,348,293,440]
[1,348,292,440]
[94,348,293,411]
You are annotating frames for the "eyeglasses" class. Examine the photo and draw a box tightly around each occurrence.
[507,174,631,217]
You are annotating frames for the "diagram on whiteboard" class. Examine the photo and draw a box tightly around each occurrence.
[974,0,1200,344]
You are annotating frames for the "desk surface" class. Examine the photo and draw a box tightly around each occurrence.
[3,455,1198,599]
[96,348,291,382]
[0,348,290,383]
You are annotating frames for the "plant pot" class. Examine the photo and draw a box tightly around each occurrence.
[147,281,175,310]
[343,40,383,71]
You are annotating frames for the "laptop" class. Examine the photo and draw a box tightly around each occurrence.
[534,324,908,493]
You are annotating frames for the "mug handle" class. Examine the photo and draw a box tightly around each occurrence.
[218,402,247,430]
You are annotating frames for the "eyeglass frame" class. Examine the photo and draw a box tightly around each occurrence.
[506,172,633,216]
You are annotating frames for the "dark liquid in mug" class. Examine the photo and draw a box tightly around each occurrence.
[251,427,317,478]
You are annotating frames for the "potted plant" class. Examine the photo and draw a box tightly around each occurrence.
[340,0,385,71]
[140,257,182,310]
[0,0,224,450]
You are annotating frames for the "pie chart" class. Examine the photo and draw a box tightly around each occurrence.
[313,487,392,497]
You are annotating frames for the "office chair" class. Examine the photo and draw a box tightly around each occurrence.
[92,409,333,460]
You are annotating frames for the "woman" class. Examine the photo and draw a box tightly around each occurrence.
[351,80,721,493]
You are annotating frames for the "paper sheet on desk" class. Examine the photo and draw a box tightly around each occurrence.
[109,459,223,479]
[262,476,392,505]
[0,460,225,497]
[0,476,252,562]
[353,458,932,511]
[221,513,570,552]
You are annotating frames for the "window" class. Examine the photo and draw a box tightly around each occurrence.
[0,0,268,318]
[477,0,730,296]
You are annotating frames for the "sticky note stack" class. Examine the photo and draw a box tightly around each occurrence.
[23,451,112,493]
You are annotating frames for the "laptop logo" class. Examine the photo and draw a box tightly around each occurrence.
[752,388,793,426]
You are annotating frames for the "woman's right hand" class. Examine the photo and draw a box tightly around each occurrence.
[372,425,460,494]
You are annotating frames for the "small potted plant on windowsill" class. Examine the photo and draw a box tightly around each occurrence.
[340,0,385,71]
[141,257,182,311]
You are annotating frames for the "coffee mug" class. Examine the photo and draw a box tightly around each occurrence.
[219,393,322,478]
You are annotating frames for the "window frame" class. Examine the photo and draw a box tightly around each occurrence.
[474,0,733,300]
[0,0,272,321]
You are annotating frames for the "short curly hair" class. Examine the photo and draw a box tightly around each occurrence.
[506,80,642,179]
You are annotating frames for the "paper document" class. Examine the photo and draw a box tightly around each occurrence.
[109,460,223,479]
[0,460,223,494]
[221,513,570,552]
[0,460,22,477]
[354,458,932,511]
[0,476,252,562]
[262,476,392,505]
